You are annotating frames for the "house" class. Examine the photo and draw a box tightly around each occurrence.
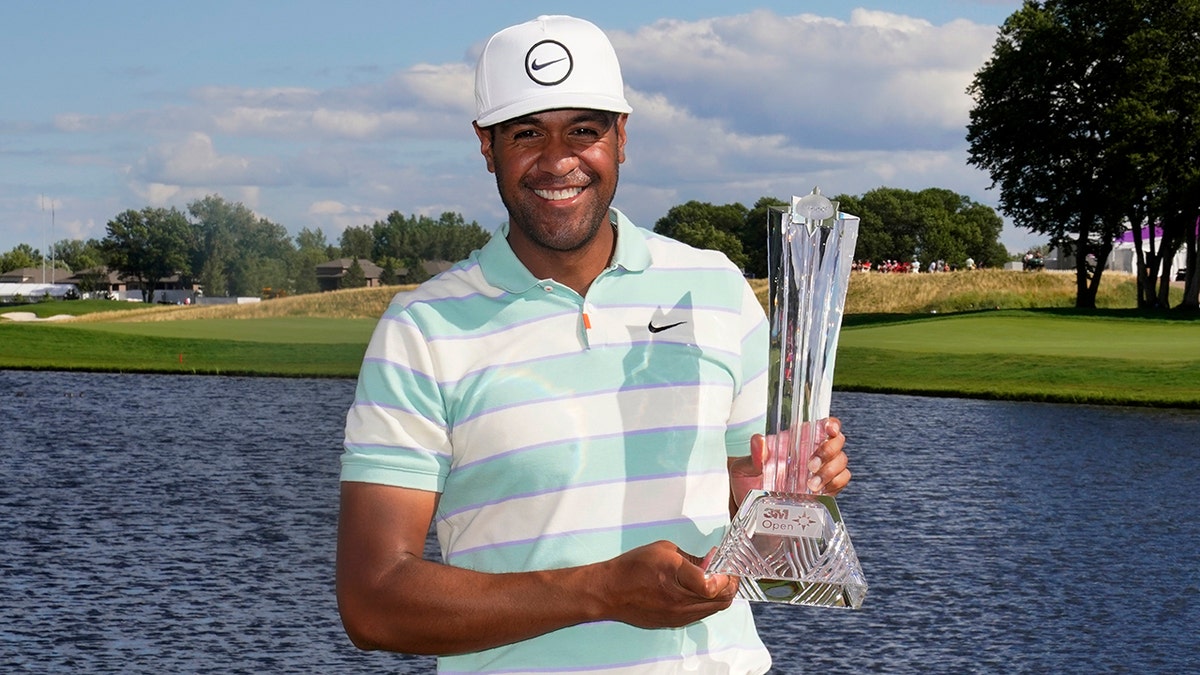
[420,260,456,277]
[63,267,127,298]
[0,267,74,284]
[315,258,384,292]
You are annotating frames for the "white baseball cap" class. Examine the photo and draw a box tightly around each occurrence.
[474,15,633,127]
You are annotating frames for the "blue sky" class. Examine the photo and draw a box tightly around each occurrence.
[0,0,1036,259]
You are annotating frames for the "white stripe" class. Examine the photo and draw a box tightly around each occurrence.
[441,472,730,555]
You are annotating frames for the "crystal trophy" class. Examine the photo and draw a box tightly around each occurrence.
[706,188,867,609]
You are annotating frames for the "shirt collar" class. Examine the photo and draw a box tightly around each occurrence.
[478,207,651,293]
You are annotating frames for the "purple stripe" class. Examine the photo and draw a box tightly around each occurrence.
[589,299,742,314]
[343,442,449,462]
[439,464,728,520]
[451,423,728,474]
[361,355,430,378]
[349,397,423,418]
[428,308,576,343]
[444,508,727,562]
[447,346,737,390]
[454,378,731,426]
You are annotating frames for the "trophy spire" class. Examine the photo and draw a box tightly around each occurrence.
[706,191,868,609]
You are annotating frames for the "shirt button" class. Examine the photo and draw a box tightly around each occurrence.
[543,285,553,292]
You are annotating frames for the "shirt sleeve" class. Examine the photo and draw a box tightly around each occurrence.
[341,297,451,492]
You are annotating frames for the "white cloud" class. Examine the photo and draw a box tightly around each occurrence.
[3,8,1038,254]
[213,107,310,136]
[308,200,347,215]
[134,132,284,187]
[610,10,997,152]
[398,62,475,113]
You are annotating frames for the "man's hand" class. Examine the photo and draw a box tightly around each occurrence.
[597,541,738,629]
[728,417,850,512]
[338,484,741,655]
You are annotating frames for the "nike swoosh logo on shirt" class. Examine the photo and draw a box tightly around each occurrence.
[531,57,567,71]
[647,320,686,334]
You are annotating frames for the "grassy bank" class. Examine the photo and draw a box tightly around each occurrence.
[2,271,1196,407]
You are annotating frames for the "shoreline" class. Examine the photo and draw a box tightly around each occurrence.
[3,364,1195,411]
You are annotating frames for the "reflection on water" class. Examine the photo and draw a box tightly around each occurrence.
[1,371,1197,674]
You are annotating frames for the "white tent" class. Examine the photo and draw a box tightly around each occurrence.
[1106,225,1190,276]
[0,282,77,302]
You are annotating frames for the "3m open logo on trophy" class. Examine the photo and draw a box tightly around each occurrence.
[707,188,868,609]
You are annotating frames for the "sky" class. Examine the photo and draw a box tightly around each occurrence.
[0,0,1040,261]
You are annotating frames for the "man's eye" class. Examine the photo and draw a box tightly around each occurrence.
[512,130,538,140]
[571,127,601,137]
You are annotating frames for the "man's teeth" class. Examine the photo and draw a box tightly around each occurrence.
[534,187,583,201]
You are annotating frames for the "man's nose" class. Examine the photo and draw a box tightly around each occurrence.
[536,134,581,176]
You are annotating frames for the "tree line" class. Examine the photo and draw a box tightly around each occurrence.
[654,189,1009,278]
[1,187,1011,303]
[0,195,493,303]
[967,0,1200,309]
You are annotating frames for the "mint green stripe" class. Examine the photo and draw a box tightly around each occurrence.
[437,428,728,515]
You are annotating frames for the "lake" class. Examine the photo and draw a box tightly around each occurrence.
[1,371,1196,673]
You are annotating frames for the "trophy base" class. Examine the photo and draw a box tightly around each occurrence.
[707,490,867,609]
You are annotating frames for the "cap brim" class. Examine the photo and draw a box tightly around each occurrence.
[476,93,631,127]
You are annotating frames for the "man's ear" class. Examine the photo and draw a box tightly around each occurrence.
[615,114,628,165]
[472,122,496,174]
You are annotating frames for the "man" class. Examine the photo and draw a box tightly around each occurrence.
[337,15,850,673]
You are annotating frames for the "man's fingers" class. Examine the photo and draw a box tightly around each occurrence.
[824,417,841,438]
[676,548,736,599]
[749,433,766,473]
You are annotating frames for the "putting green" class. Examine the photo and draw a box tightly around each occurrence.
[841,312,1196,361]
[62,317,378,344]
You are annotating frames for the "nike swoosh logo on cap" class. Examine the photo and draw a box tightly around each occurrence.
[647,320,686,334]
[531,57,567,71]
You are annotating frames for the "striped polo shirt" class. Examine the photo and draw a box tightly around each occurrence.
[342,208,771,674]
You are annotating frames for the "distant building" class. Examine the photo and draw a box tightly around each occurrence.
[64,267,127,297]
[0,267,74,284]
[1047,221,1195,275]
[420,260,455,277]
[1107,224,1192,276]
[315,258,383,292]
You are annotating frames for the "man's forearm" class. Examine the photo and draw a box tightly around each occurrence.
[338,553,605,655]
[337,540,738,656]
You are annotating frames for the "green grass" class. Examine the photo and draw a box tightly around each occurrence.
[836,310,1199,407]
[73,317,378,344]
[2,278,1197,407]
[0,321,371,377]
[842,310,1196,361]
[0,299,127,318]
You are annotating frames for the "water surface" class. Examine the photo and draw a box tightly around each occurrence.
[1,371,1196,673]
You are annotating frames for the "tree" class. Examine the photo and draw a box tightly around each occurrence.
[739,189,1007,276]
[188,195,298,297]
[369,210,491,266]
[673,220,749,270]
[377,256,401,285]
[653,201,750,270]
[742,197,789,278]
[294,227,333,294]
[967,0,1135,307]
[340,225,375,260]
[340,258,368,289]
[0,244,41,273]
[101,207,193,303]
[1110,0,1200,309]
[51,238,104,274]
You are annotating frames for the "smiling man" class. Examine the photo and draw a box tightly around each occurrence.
[336,15,849,674]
